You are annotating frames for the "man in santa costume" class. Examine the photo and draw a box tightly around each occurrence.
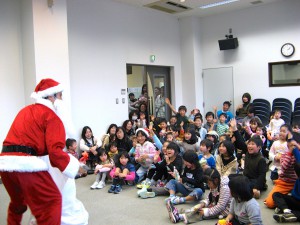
[0,78,80,225]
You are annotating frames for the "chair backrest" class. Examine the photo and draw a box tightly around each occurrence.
[292,114,300,126]
[272,98,292,111]
[253,99,271,111]
[253,99,271,126]
[294,98,300,112]
[272,98,292,125]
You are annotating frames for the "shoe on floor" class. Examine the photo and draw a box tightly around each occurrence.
[136,180,151,189]
[96,181,105,189]
[137,186,147,197]
[273,213,297,222]
[140,191,155,199]
[108,185,116,193]
[274,207,283,214]
[114,185,122,194]
[166,200,180,223]
[166,200,189,224]
[90,181,99,189]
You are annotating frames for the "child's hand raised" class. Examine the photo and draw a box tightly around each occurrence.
[229,119,237,131]
[165,98,171,105]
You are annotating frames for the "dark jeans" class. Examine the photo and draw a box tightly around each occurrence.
[272,192,300,221]
[112,177,125,186]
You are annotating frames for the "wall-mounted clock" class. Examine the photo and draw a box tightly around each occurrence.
[281,43,295,57]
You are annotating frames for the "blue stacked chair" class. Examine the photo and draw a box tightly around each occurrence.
[253,98,271,126]
[292,98,300,125]
[272,98,292,125]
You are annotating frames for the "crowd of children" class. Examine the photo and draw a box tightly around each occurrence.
[72,93,300,224]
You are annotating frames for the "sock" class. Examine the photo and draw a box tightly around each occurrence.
[95,173,101,183]
[178,214,184,221]
[170,194,175,198]
[179,197,186,203]
[283,209,292,214]
[101,172,107,183]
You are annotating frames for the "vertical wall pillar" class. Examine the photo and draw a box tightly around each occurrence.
[22,0,71,107]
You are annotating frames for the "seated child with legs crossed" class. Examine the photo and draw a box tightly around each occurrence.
[167,168,231,224]
[198,139,216,171]
[108,151,135,194]
[90,148,114,189]
[230,118,267,199]
[141,142,183,198]
[272,139,300,223]
[165,150,205,206]
[134,128,158,185]
[268,124,289,181]
[264,125,298,209]
[225,175,263,225]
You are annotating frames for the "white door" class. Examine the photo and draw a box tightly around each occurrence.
[203,67,234,117]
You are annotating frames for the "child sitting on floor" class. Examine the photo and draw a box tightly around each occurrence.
[165,150,205,206]
[225,175,263,225]
[108,151,135,194]
[166,168,231,224]
[90,148,114,189]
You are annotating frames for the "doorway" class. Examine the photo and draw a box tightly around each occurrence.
[203,67,234,116]
[127,64,171,120]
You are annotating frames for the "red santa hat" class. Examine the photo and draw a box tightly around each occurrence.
[136,128,150,137]
[31,78,64,99]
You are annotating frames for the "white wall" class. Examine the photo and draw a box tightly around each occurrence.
[0,0,25,143]
[67,0,182,137]
[1,0,299,145]
[199,0,300,110]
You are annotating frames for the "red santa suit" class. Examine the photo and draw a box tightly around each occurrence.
[0,79,79,225]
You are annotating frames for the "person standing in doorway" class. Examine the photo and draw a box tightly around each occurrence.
[155,86,165,118]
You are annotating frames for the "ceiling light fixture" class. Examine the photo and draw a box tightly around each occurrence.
[199,0,239,9]
[180,0,186,2]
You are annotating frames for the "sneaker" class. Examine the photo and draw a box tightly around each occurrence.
[136,180,151,189]
[273,213,297,222]
[165,196,176,204]
[96,181,105,189]
[137,186,147,197]
[140,191,155,199]
[90,181,99,189]
[275,208,283,214]
[166,200,180,223]
[108,185,115,193]
[114,185,122,194]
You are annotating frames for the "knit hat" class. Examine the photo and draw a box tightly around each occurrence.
[205,130,219,140]
[136,128,149,137]
[31,78,63,99]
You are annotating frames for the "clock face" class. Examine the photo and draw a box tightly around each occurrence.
[281,43,295,57]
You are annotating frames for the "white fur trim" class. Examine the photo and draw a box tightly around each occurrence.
[31,83,64,99]
[62,154,80,178]
[0,155,48,172]
[35,98,56,112]
[136,128,149,137]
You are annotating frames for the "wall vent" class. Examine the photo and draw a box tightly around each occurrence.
[145,0,192,14]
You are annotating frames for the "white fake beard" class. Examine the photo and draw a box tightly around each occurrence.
[53,99,76,139]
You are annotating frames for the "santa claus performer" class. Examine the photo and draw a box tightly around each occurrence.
[0,78,81,225]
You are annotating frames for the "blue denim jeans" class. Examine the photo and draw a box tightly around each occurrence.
[165,179,203,200]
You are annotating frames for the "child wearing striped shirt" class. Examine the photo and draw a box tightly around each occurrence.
[166,168,231,224]
[264,125,298,208]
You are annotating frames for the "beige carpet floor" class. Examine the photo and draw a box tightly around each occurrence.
[0,172,299,225]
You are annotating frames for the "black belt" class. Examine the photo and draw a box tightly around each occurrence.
[2,145,37,156]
